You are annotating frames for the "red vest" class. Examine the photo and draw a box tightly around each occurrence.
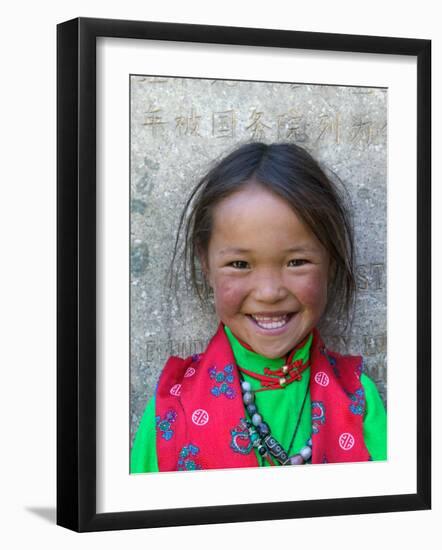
[155,324,370,471]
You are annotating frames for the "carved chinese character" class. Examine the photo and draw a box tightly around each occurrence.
[246,108,272,140]
[350,116,373,145]
[315,113,341,144]
[212,110,236,139]
[277,110,309,142]
[143,104,167,137]
[175,108,202,137]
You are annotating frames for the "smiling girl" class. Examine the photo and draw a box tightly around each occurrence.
[131,142,386,472]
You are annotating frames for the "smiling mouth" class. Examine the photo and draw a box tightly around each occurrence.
[248,313,295,330]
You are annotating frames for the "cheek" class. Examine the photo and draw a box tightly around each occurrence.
[296,272,329,308]
[212,276,247,315]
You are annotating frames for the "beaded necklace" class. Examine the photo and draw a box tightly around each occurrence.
[229,328,313,466]
[239,375,312,466]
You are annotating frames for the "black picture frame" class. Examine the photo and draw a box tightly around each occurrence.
[57,17,431,532]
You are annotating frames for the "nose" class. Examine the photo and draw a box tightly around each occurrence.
[251,269,288,303]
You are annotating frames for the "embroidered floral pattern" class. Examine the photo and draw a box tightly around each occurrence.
[230,418,253,455]
[346,387,365,416]
[155,409,177,441]
[177,444,202,470]
[312,401,326,434]
[208,363,236,399]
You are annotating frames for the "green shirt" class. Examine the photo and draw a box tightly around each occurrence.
[131,327,387,473]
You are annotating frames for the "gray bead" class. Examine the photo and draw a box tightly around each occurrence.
[289,454,304,465]
[243,391,254,405]
[241,381,252,392]
[258,422,269,435]
[307,438,312,447]
[300,446,312,460]
[247,403,257,415]
[251,413,262,426]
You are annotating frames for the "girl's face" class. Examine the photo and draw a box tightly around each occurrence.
[203,181,330,359]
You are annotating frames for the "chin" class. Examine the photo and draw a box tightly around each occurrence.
[252,342,291,360]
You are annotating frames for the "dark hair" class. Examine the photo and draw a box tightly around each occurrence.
[168,142,356,325]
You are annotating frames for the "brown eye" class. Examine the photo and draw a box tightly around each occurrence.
[229,260,249,269]
[288,259,308,267]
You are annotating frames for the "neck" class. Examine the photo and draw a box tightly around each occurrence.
[226,326,310,360]
[223,324,313,371]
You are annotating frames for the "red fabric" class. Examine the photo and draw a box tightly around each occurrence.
[155,324,370,471]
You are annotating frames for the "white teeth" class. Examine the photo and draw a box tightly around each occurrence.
[250,314,290,329]
[252,315,286,321]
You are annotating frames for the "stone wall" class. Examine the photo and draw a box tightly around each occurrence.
[130,75,387,444]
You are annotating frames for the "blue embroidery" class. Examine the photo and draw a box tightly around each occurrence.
[208,363,237,399]
[346,387,365,415]
[177,444,202,470]
[155,409,177,441]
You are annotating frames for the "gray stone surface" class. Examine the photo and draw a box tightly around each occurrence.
[130,76,387,445]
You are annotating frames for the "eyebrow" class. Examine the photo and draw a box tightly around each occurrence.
[283,246,318,253]
[218,247,251,256]
[218,246,318,256]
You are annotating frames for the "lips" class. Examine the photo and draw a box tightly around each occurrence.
[248,312,294,330]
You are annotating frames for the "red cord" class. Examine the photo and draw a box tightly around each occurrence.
[238,359,310,391]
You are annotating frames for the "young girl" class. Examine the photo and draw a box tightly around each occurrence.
[131,142,387,472]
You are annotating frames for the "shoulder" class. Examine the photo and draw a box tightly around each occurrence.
[360,372,387,460]
[315,340,364,395]
[319,345,363,379]
[156,352,205,397]
[324,345,362,367]
[163,352,204,376]
[314,330,362,372]
[360,372,385,407]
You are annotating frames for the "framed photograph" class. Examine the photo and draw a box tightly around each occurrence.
[57,17,431,532]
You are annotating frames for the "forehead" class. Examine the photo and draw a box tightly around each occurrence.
[210,183,324,253]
